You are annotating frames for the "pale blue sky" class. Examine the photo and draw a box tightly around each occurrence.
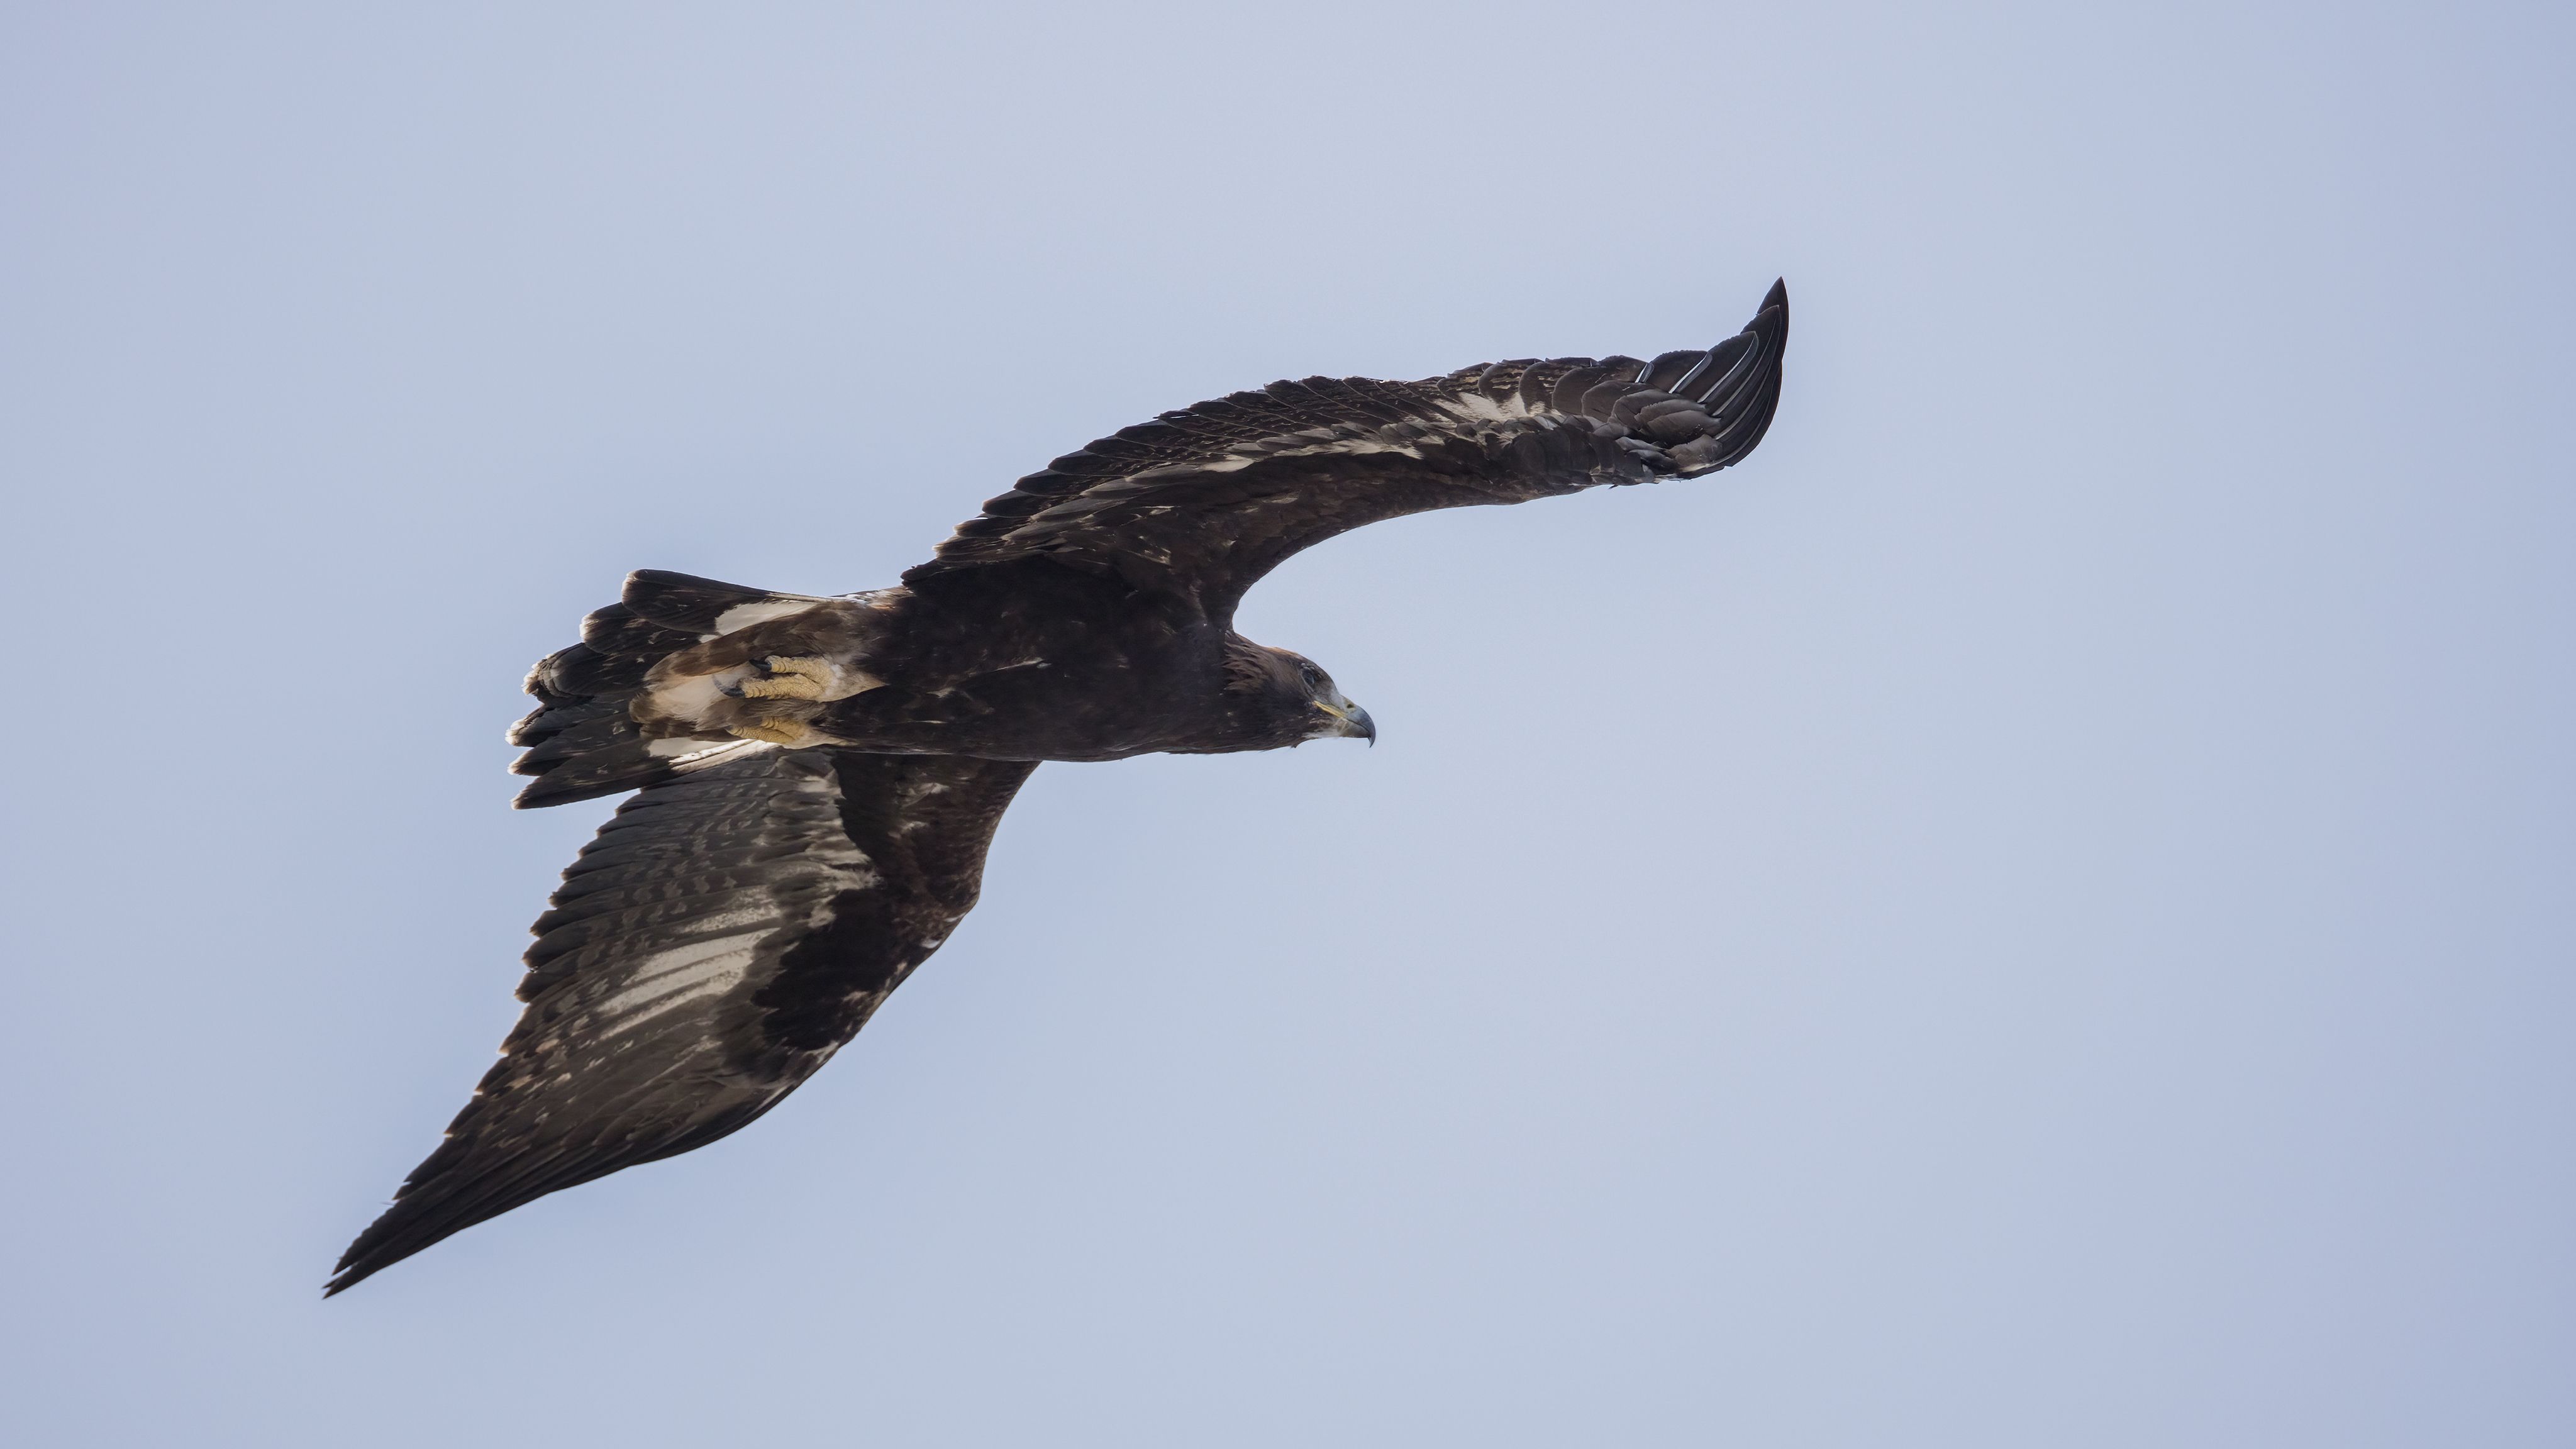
[4,3,2570,1445]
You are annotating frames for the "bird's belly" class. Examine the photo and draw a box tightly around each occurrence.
[821,655,1219,761]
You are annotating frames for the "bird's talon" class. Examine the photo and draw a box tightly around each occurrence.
[736,656,835,701]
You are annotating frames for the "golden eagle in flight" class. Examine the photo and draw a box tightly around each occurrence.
[328,281,1789,1294]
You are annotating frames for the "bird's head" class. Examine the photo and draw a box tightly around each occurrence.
[1224,640,1375,748]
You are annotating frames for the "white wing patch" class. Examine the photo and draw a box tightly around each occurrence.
[1436,392,1519,424]
[645,736,765,764]
[1169,389,1594,480]
[591,930,769,1036]
[1155,422,1435,478]
[580,753,880,1041]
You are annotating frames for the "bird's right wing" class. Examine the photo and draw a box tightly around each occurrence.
[328,747,1034,1295]
[906,280,1787,615]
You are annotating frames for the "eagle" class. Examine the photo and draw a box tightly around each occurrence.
[328,280,1789,1294]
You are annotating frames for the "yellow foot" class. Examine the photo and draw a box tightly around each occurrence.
[726,719,813,745]
[736,656,835,701]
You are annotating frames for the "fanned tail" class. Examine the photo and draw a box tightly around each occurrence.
[508,570,837,808]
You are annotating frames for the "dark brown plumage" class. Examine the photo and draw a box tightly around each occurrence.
[328,280,1788,1294]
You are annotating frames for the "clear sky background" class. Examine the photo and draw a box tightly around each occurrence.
[4,3,2569,1445]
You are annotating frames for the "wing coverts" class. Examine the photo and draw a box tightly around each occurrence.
[908,279,1787,609]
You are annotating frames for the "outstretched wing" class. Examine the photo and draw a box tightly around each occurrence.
[328,747,1034,1294]
[907,280,1787,613]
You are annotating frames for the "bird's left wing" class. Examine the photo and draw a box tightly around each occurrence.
[327,747,1033,1294]
[906,280,1786,614]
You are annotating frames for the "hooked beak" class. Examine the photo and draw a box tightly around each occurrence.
[1314,699,1377,746]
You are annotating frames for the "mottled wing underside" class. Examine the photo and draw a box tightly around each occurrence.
[328,747,1033,1294]
[908,280,1787,611]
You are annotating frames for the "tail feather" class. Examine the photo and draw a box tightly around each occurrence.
[508,570,835,809]
[506,697,625,750]
[513,710,640,769]
[621,569,833,635]
[532,641,656,699]
[579,602,698,658]
[514,736,769,810]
